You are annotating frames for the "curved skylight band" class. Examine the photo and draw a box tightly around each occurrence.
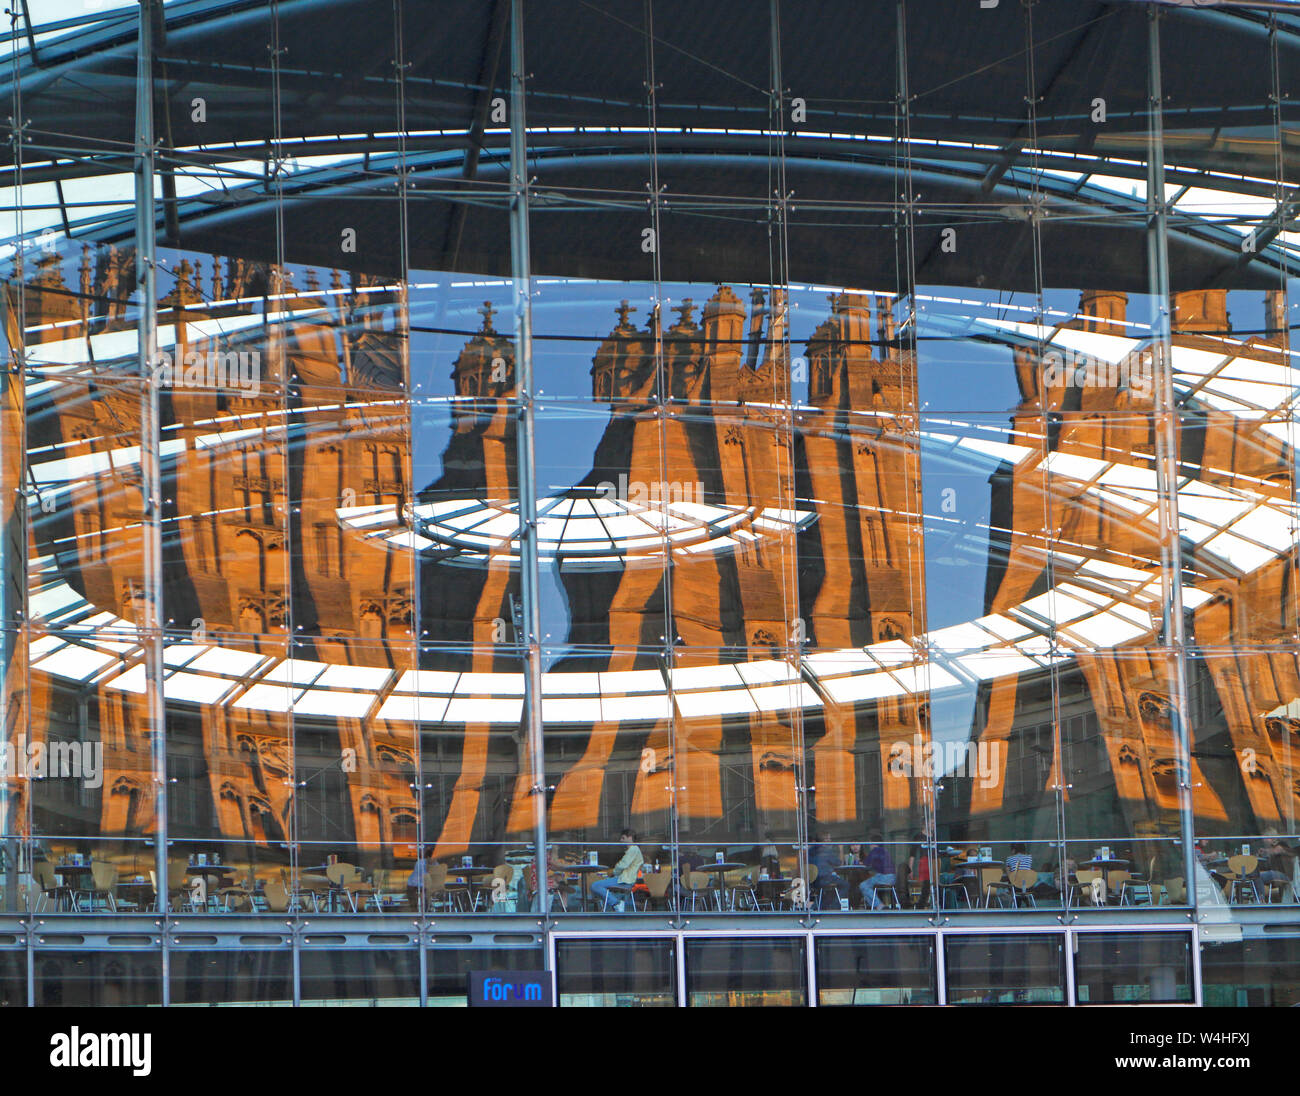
[337,491,818,567]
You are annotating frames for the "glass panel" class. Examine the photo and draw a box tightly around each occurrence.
[943,933,1065,1005]
[1060,652,1186,908]
[1188,652,1300,908]
[685,936,806,1007]
[0,951,23,1007]
[815,935,936,1006]
[33,950,162,1007]
[556,938,675,1006]
[1200,932,1300,1007]
[169,949,293,1006]
[1073,931,1192,1005]
[426,945,545,1006]
[297,949,420,1006]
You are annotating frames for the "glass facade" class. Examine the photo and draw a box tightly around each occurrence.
[0,0,1298,1004]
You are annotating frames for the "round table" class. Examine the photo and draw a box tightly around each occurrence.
[114,879,153,912]
[753,877,793,910]
[697,862,746,910]
[445,865,493,912]
[953,860,1003,906]
[561,863,606,911]
[836,863,871,908]
[52,863,95,910]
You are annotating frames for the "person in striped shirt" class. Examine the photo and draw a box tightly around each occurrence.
[1005,844,1033,873]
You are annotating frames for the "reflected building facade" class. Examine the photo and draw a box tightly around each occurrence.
[1,0,1299,1006]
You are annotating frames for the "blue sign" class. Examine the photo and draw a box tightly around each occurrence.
[468,970,553,1007]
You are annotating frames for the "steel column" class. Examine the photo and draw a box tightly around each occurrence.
[134,0,168,1005]
[1145,3,1199,908]
[508,0,550,960]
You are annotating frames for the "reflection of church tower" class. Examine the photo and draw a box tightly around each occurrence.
[966,285,1300,846]
[451,301,515,400]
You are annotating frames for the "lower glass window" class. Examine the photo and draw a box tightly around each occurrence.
[299,949,420,1006]
[557,938,675,1006]
[944,933,1065,1005]
[427,946,545,1006]
[169,949,293,1006]
[1074,932,1192,1004]
[816,935,936,1005]
[34,951,162,1007]
[0,950,24,1007]
[1201,934,1300,1007]
[686,937,806,1007]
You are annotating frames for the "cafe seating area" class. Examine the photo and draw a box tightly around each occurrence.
[15,840,1299,915]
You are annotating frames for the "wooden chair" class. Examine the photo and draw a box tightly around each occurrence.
[1225,855,1260,903]
[721,865,761,912]
[167,858,194,912]
[642,870,673,911]
[1105,870,1132,906]
[1071,869,1104,907]
[866,875,902,910]
[76,861,120,913]
[940,873,973,909]
[262,879,292,913]
[981,867,1013,908]
[1120,858,1157,906]
[422,862,452,913]
[1164,876,1187,905]
[218,874,255,913]
[1007,868,1037,908]
[294,871,331,912]
[32,861,73,912]
[683,870,715,912]
[485,863,514,911]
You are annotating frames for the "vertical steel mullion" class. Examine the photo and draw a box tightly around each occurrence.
[134,0,167,1006]
[547,930,557,1006]
[933,927,946,1005]
[675,929,687,1007]
[1064,926,1077,1006]
[894,0,937,920]
[391,0,425,999]
[1145,3,1198,908]
[2,0,31,926]
[508,0,549,962]
[1189,923,1203,1007]
[804,929,816,1007]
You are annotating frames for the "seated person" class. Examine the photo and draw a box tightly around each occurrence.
[858,835,897,910]
[1257,832,1296,893]
[953,847,982,905]
[590,829,644,912]
[808,834,844,897]
[405,854,431,911]
[908,834,931,909]
[1005,843,1033,873]
[523,848,572,913]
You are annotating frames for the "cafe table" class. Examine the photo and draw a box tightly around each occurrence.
[561,863,606,911]
[445,864,493,912]
[114,877,153,912]
[53,862,95,910]
[697,862,746,910]
[952,859,1004,906]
